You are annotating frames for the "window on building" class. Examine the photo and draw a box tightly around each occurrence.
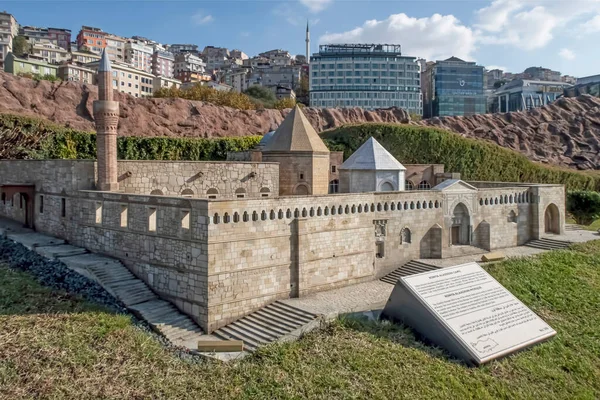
[207,188,218,199]
[235,188,246,198]
[148,207,157,232]
[400,227,411,244]
[120,205,128,227]
[61,198,66,218]
[376,242,385,258]
[329,180,339,194]
[405,180,414,190]
[181,209,190,230]
[418,180,431,190]
[331,165,336,173]
[299,172,305,180]
[38,195,44,213]
[95,202,102,224]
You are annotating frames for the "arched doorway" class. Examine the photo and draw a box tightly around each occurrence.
[544,203,560,234]
[380,181,394,192]
[451,203,471,245]
[294,184,309,196]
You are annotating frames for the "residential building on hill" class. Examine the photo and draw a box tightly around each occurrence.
[422,57,486,118]
[524,66,561,82]
[124,40,153,73]
[153,75,182,92]
[76,26,107,54]
[309,44,422,114]
[4,53,58,77]
[152,50,175,78]
[248,65,301,90]
[174,52,207,83]
[220,69,249,93]
[57,62,95,84]
[19,26,71,50]
[30,42,70,64]
[86,59,155,98]
[564,75,600,98]
[492,79,572,112]
[0,11,18,69]
[230,49,248,61]
[259,49,292,66]
[106,34,126,62]
[167,44,199,54]
[70,50,101,65]
[202,46,230,70]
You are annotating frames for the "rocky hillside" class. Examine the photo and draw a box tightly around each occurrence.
[1,71,599,170]
[418,95,600,170]
[0,72,409,138]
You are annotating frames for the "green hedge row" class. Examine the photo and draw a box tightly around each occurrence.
[3,113,600,191]
[0,113,261,161]
[322,124,600,192]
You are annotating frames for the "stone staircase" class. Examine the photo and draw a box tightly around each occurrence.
[525,237,572,250]
[211,301,319,352]
[3,229,204,349]
[380,260,440,285]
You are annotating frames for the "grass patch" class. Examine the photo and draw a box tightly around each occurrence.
[1,242,600,399]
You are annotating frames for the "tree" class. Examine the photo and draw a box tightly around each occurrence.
[493,80,507,89]
[243,85,276,108]
[295,76,309,106]
[12,36,29,56]
[273,98,296,110]
[567,190,600,225]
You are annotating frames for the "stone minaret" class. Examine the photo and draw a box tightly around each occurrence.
[305,21,310,65]
[93,49,119,191]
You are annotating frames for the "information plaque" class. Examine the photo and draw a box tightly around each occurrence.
[381,262,556,365]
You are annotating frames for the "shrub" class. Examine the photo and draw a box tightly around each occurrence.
[322,123,600,191]
[273,98,296,110]
[154,84,255,110]
[567,190,600,225]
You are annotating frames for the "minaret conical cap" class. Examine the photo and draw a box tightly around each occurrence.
[99,49,111,72]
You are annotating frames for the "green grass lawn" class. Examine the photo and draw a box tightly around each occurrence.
[566,217,600,231]
[1,242,600,399]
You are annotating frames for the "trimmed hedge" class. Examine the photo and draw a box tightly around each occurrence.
[3,113,600,191]
[322,124,600,191]
[0,113,260,161]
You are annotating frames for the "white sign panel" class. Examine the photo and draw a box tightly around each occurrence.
[401,262,556,364]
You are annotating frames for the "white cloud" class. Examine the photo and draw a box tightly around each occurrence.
[273,4,302,26]
[300,0,333,13]
[559,48,576,60]
[320,13,476,61]
[192,12,214,25]
[474,0,523,32]
[240,31,250,38]
[582,14,600,33]
[485,65,507,71]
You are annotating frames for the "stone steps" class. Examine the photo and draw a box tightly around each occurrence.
[211,301,318,352]
[380,260,440,285]
[525,238,572,250]
[3,228,204,349]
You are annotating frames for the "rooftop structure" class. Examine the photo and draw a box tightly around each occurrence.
[309,43,421,113]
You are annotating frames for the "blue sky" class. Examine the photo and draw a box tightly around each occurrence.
[5,0,600,77]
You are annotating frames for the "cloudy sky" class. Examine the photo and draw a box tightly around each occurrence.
[8,0,600,76]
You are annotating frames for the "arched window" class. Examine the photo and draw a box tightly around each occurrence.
[252,211,258,221]
[400,227,412,244]
[302,208,307,217]
[213,213,220,224]
[286,209,292,218]
[435,200,440,208]
[329,179,339,194]
[317,207,322,216]
[207,188,218,199]
[235,188,246,199]
[223,213,230,223]
[243,211,249,222]
[405,180,414,191]
[261,210,267,221]
[310,207,315,217]
[260,187,271,198]
[181,188,194,198]
[294,208,300,218]
[270,210,276,220]
[150,189,163,196]
[418,180,431,190]
[233,212,240,223]
[278,209,284,219]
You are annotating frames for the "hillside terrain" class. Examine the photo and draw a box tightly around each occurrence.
[1,71,599,169]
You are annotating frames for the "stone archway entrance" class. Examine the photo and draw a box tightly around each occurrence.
[294,184,309,196]
[0,184,35,229]
[544,203,560,234]
[451,203,471,245]
[379,181,394,192]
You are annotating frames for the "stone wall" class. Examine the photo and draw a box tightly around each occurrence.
[117,161,279,199]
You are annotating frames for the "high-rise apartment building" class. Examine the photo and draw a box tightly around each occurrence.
[174,52,207,83]
[124,40,153,73]
[19,26,72,50]
[76,26,107,54]
[309,44,422,114]
[422,57,486,117]
[202,46,230,70]
[106,34,126,62]
[30,41,70,64]
[152,50,175,78]
[86,59,155,98]
[0,11,18,69]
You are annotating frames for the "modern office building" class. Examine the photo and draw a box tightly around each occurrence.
[422,57,486,118]
[492,79,572,112]
[0,11,18,69]
[309,44,422,114]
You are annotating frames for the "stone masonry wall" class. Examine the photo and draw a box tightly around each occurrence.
[117,161,279,199]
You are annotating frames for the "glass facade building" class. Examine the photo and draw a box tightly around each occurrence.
[492,80,572,113]
[423,57,486,118]
[309,44,422,114]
